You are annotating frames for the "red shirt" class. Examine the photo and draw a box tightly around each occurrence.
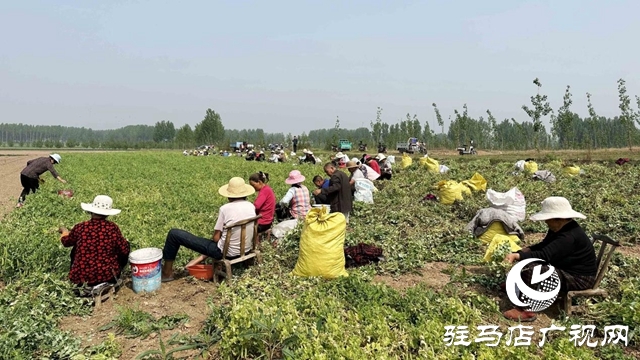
[61,219,130,285]
[367,160,381,175]
[254,185,276,225]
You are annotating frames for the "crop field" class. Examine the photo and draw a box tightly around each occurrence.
[1,151,640,359]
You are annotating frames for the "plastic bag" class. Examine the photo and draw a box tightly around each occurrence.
[514,160,526,171]
[483,234,522,262]
[386,155,395,164]
[292,207,348,279]
[419,156,439,173]
[400,154,413,169]
[461,172,487,192]
[524,161,538,174]
[478,222,516,244]
[354,178,376,204]
[436,180,465,205]
[439,165,450,174]
[564,166,580,176]
[486,187,526,221]
[271,219,299,239]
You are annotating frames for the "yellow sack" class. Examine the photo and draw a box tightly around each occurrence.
[524,161,538,174]
[436,180,464,205]
[461,172,487,192]
[292,207,348,279]
[483,234,522,262]
[401,154,413,169]
[564,166,580,176]
[419,156,439,173]
[478,222,509,244]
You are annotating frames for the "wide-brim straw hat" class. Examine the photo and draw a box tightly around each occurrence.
[375,153,386,161]
[285,170,306,184]
[81,195,121,216]
[346,160,359,169]
[529,196,586,221]
[218,177,256,198]
[335,152,344,158]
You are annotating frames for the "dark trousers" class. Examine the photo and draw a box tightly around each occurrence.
[293,144,298,152]
[19,174,39,203]
[258,223,272,233]
[378,173,392,180]
[163,229,224,261]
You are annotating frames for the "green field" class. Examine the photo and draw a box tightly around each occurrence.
[0,151,639,359]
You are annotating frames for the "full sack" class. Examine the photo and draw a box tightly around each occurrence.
[354,178,377,204]
[436,180,467,205]
[564,166,580,176]
[400,154,413,169]
[292,207,348,279]
[486,187,526,222]
[419,156,439,173]
[524,161,538,174]
[483,234,522,262]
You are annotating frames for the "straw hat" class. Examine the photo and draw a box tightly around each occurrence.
[529,197,586,221]
[81,195,121,216]
[307,151,314,155]
[218,177,255,198]
[50,154,61,164]
[335,152,344,158]
[375,153,386,161]
[346,161,359,169]
[285,170,306,184]
[302,148,309,154]
[351,157,362,166]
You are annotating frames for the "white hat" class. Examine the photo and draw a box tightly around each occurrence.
[218,177,255,198]
[351,157,361,165]
[302,148,309,154]
[335,152,344,158]
[307,151,313,155]
[81,195,121,216]
[529,197,586,221]
[375,153,386,161]
[50,154,61,164]
[260,150,264,154]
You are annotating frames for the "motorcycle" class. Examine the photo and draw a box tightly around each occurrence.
[377,143,387,153]
[358,143,367,152]
[457,144,477,155]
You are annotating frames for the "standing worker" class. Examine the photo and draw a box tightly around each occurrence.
[292,136,299,153]
[17,153,67,207]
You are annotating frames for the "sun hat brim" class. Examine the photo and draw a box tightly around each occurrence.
[285,175,306,185]
[81,203,121,216]
[218,184,255,198]
[529,210,586,221]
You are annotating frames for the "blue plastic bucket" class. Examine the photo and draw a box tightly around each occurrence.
[129,247,163,293]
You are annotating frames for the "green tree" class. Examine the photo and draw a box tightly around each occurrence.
[153,121,176,143]
[175,124,195,149]
[370,107,383,145]
[487,110,497,149]
[522,78,553,151]
[432,103,445,147]
[586,93,598,149]
[65,139,78,148]
[617,79,635,150]
[552,85,574,149]
[195,109,225,145]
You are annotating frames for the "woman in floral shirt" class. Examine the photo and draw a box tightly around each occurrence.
[59,195,130,287]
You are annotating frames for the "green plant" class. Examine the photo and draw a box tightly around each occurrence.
[99,306,189,339]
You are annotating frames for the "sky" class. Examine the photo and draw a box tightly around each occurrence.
[1,0,639,134]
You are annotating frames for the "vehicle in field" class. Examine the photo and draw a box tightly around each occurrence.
[338,139,352,151]
[457,142,477,155]
[396,138,426,154]
[230,142,254,152]
[358,141,367,152]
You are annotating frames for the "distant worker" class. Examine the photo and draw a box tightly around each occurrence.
[17,153,67,208]
[292,136,299,153]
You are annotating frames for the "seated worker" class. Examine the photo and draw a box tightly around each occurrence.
[277,170,311,221]
[161,177,256,281]
[376,153,392,180]
[249,171,275,233]
[301,151,317,165]
[268,151,279,163]
[312,175,330,204]
[59,195,130,288]
[346,160,366,187]
[364,155,381,175]
[502,197,597,322]
[255,151,266,162]
[278,150,288,163]
[245,150,256,161]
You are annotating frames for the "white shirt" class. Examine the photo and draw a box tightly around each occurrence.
[215,201,256,257]
[363,164,380,180]
[351,169,365,180]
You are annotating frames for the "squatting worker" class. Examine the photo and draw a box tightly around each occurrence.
[502,196,597,322]
[313,163,353,222]
[17,153,67,207]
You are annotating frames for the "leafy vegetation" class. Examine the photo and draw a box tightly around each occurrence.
[0,151,639,357]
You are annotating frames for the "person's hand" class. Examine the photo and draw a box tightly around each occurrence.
[58,227,69,234]
[60,179,67,184]
[312,189,321,196]
[504,253,520,264]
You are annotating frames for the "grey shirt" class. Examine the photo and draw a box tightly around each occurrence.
[21,157,59,179]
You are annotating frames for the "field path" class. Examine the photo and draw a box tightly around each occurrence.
[0,150,51,219]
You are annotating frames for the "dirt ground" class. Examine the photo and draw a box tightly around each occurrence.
[0,150,51,219]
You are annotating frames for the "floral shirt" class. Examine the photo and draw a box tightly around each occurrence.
[61,219,130,286]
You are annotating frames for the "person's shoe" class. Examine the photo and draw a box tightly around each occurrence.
[503,308,537,322]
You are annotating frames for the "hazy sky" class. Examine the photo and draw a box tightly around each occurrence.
[1,0,639,134]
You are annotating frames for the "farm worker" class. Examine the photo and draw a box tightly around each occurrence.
[277,170,311,221]
[364,155,381,175]
[312,175,330,205]
[334,152,349,164]
[161,177,256,282]
[249,171,276,233]
[292,135,298,153]
[278,150,288,163]
[347,160,366,187]
[502,197,597,322]
[256,151,266,162]
[375,153,392,180]
[17,153,67,208]
[59,195,130,288]
[313,163,353,222]
[301,151,316,165]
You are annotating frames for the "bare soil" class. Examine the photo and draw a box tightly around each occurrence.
[0,150,51,219]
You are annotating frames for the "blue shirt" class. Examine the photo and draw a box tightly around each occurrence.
[322,179,330,189]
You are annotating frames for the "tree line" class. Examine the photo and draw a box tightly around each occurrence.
[1,79,639,151]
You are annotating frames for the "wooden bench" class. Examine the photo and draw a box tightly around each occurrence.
[213,215,262,283]
[563,234,620,315]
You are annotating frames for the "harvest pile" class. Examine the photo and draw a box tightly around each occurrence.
[1,152,639,358]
